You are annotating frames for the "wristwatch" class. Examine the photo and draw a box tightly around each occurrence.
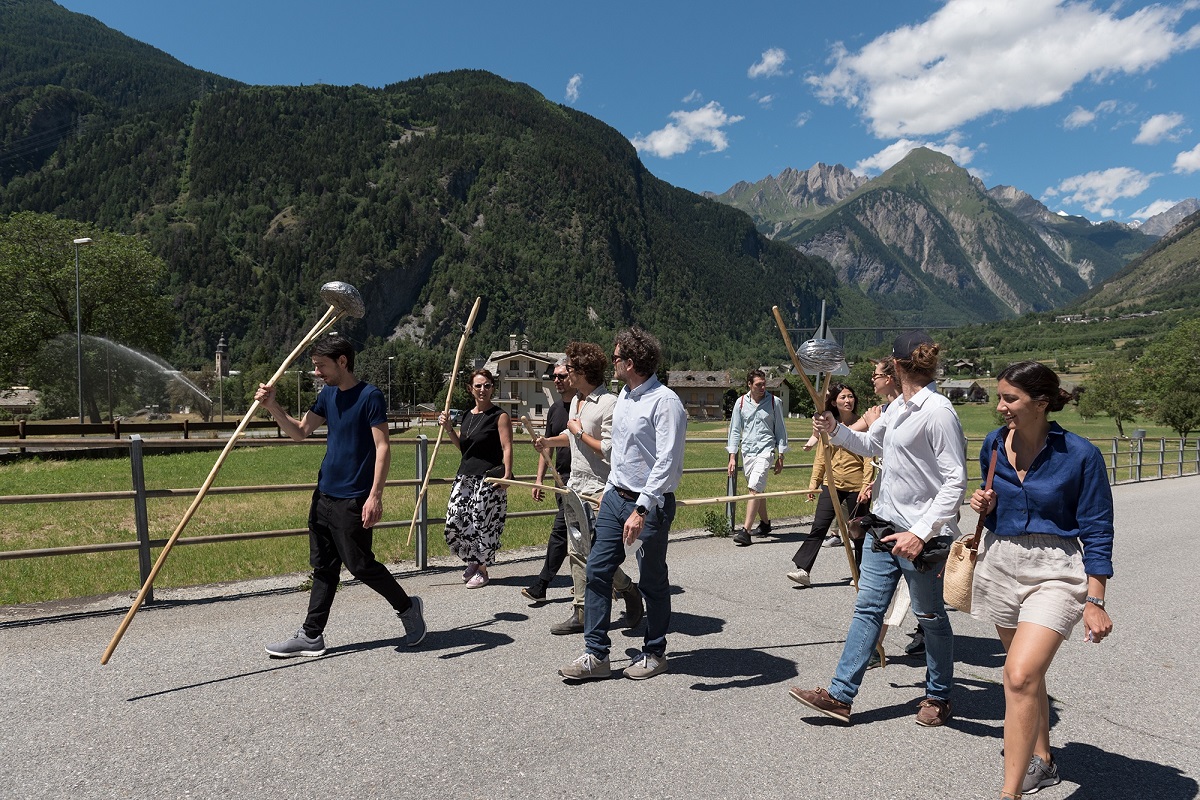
[1086,596,1106,609]
[635,505,648,517]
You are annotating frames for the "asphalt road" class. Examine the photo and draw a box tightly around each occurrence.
[2,478,1197,800]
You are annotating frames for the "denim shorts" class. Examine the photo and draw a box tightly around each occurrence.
[971,530,1087,637]
[742,454,772,493]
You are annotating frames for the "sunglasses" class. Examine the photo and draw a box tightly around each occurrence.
[552,374,569,381]
[472,383,493,390]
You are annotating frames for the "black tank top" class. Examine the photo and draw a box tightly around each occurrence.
[458,405,505,476]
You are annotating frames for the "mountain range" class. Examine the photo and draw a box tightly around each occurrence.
[1,0,1197,374]
[0,0,874,372]
[707,151,1195,325]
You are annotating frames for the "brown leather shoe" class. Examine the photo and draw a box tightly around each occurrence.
[788,686,851,724]
[621,585,644,628]
[915,697,951,727]
[550,607,584,635]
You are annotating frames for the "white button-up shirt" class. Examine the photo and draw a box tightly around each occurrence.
[829,382,966,541]
[608,375,688,510]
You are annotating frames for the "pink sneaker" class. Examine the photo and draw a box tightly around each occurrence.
[462,563,480,583]
[466,570,489,589]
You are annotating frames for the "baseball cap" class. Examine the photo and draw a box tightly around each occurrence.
[893,331,934,360]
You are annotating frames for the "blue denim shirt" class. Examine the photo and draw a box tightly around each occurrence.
[980,423,1114,577]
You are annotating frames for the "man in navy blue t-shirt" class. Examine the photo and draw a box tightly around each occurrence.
[256,336,426,656]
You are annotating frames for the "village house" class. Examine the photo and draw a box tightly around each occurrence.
[481,334,565,424]
[939,379,989,404]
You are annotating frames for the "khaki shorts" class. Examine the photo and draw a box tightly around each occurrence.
[742,454,773,493]
[971,530,1087,638]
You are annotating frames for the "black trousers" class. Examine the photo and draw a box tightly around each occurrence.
[791,486,867,573]
[536,476,571,584]
[303,490,411,636]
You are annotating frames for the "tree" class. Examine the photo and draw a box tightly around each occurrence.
[1076,355,1139,436]
[0,211,176,421]
[1139,320,1200,439]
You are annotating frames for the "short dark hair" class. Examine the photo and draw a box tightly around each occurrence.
[746,368,767,385]
[613,327,661,378]
[997,361,1070,413]
[470,368,495,386]
[566,341,607,387]
[311,336,355,372]
[825,382,858,420]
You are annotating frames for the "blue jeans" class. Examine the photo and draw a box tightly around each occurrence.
[828,533,954,704]
[584,490,675,659]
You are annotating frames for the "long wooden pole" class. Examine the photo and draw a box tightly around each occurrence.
[772,306,859,589]
[102,304,342,664]
[407,297,482,546]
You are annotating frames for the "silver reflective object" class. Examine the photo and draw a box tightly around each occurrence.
[319,281,366,318]
[796,338,844,372]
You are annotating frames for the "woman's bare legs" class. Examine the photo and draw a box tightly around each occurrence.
[996,623,1064,797]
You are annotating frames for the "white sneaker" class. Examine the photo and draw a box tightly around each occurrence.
[787,569,812,587]
[822,534,842,548]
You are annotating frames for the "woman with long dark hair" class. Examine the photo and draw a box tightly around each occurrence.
[787,383,873,586]
[969,361,1114,799]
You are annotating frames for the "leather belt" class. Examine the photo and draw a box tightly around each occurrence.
[611,487,674,504]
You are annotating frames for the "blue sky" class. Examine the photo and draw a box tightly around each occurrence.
[58,0,1200,223]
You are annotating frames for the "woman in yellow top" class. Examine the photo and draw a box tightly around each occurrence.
[787,383,873,587]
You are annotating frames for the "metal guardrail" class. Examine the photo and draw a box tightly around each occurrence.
[1,432,1195,602]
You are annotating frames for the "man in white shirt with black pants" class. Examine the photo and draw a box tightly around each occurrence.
[789,331,966,727]
[558,327,687,682]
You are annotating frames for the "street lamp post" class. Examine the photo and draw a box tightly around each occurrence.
[387,356,395,412]
[72,237,93,424]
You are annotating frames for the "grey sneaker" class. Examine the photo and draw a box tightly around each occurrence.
[398,596,426,647]
[733,528,752,546]
[265,628,326,658]
[787,569,812,587]
[624,651,667,680]
[559,652,611,680]
[1023,754,1060,794]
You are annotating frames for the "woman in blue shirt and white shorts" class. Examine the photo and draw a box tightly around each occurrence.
[970,361,1114,800]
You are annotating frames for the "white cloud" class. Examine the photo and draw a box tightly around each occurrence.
[855,135,978,174]
[794,111,812,128]
[1134,112,1186,144]
[1175,142,1200,173]
[1042,167,1159,217]
[630,101,745,158]
[682,89,703,103]
[756,94,775,107]
[1063,99,1119,129]
[808,0,1200,138]
[748,48,788,79]
[1132,198,1183,219]
[565,74,583,104]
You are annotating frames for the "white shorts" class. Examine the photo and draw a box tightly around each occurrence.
[971,530,1087,638]
[742,454,773,493]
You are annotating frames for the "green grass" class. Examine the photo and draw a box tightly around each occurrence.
[0,410,1190,605]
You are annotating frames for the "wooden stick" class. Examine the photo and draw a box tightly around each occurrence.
[484,476,599,505]
[407,297,482,546]
[675,489,813,506]
[772,305,859,589]
[519,414,566,491]
[102,303,343,664]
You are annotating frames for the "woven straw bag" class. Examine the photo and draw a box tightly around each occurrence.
[943,534,979,612]
[943,446,999,613]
